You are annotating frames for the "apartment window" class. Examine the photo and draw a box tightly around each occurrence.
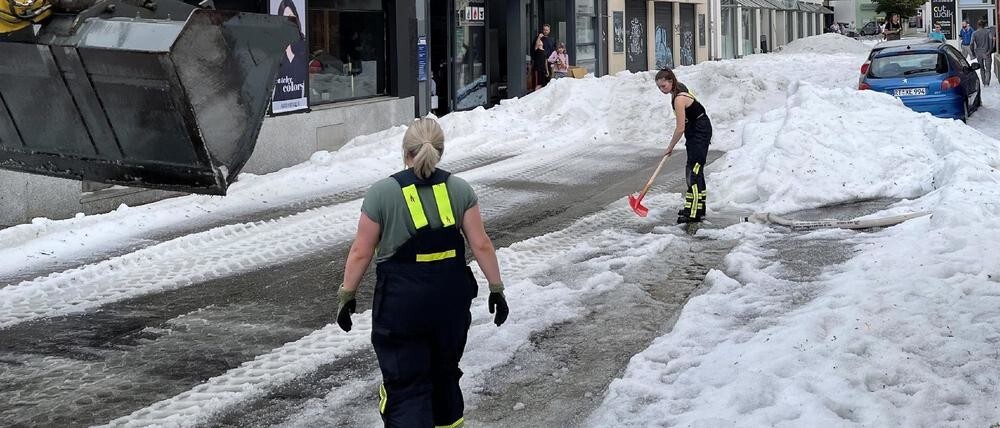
[307,1,388,105]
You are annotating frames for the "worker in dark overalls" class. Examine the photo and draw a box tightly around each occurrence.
[336,118,509,427]
[655,67,713,223]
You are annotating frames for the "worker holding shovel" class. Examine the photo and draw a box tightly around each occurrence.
[630,68,713,222]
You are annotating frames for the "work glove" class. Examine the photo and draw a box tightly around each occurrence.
[488,282,509,327]
[337,286,357,332]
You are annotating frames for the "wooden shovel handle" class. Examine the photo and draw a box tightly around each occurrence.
[637,153,671,198]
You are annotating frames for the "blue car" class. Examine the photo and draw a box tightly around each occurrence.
[859,42,983,121]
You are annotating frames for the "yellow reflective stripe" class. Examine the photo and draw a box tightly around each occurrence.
[416,250,456,262]
[693,162,701,175]
[379,384,388,414]
[432,183,455,227]
[689,184,700,217]
[435,417,465,428]
[401,185,428,229]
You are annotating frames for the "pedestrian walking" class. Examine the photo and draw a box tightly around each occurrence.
[336,117,509,427]
[971,19,995,86]
[883,14,902,41]
[929,24,946,41]
[655,68,712,224]
[959,20,975,59]
[548,42,570,79]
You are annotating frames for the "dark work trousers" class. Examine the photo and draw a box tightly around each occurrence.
[372,261,477,427]
[682,116,712,219]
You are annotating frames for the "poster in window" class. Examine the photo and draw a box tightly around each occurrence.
[654,2,674,69]
[613,11,625,53]
[270,0,309,114]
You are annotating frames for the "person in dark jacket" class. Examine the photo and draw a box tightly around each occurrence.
[532,37,550,90]
[656,68,712,224]
[336,118,509,428]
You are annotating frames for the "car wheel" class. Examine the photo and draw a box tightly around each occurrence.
[962,101,969,123]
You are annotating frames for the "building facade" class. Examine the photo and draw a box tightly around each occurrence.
[713,0,832,59]
[603,0,712,74]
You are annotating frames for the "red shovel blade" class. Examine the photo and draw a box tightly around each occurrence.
[628,193,649,217]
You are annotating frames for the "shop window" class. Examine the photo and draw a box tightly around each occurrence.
[307,1,388,105]
[576,1,598,73]
[722,5,736,59]
[454,0,487,111]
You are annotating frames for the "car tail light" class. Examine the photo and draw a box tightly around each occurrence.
[941,76,961,91]
[860,63,870,75]
[859,82,871,90]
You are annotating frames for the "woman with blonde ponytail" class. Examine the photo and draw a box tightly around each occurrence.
[402,118,444,179]
[335,117,508,427]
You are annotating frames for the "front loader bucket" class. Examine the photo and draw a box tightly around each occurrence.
[0,9,299,195]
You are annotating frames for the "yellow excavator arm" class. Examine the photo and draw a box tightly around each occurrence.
[0,0,52,33]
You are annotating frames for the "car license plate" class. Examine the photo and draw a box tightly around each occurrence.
[894,88,927,97]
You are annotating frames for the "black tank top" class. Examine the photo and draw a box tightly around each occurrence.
[672,91,706,122]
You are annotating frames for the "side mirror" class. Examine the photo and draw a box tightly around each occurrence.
[967,63,982,72]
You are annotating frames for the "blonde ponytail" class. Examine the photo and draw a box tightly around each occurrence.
[402,118,445,179]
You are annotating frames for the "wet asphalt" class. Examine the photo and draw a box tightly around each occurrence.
[0,146,895,427]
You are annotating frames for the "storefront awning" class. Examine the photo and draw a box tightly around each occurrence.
[797,2,834,13]
[725,0,833,12]
[733,0,778,9]
[763,0,799,11]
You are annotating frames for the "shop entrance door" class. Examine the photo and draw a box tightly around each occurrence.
[625,0,648,72]
[454,0,489,111]
[431,0,452,115]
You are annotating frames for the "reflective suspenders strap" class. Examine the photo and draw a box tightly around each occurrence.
[401,185,429,229]
[392,168,454,230]
[432,183,455,227]
[389,168,459,263]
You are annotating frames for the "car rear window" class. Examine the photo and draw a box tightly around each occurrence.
[869,53,947,78]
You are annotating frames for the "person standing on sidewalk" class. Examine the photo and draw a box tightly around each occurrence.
[959,20,975,59]
[883,14,902,41]
[929,24,946,41]
[336,118,509,427]
[971,19,995,86]
[655,68,713,224]
[548,42,570,79]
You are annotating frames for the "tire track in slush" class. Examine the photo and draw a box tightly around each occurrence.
[207,168,727,428]
[0,150,519,288]
[2,142,711,427]
[96,151,692,428]
[0,146,673,427]
[0,145,603,330]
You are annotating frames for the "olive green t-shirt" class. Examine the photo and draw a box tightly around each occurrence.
[361,172,478,263]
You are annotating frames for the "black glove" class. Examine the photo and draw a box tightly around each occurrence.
[337,287,357,332]
[488,282,509,327]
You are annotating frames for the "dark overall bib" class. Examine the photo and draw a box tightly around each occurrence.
[675,92,712,221]
[372,168,477,428]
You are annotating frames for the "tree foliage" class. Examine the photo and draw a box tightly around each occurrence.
[870,0,926,19]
